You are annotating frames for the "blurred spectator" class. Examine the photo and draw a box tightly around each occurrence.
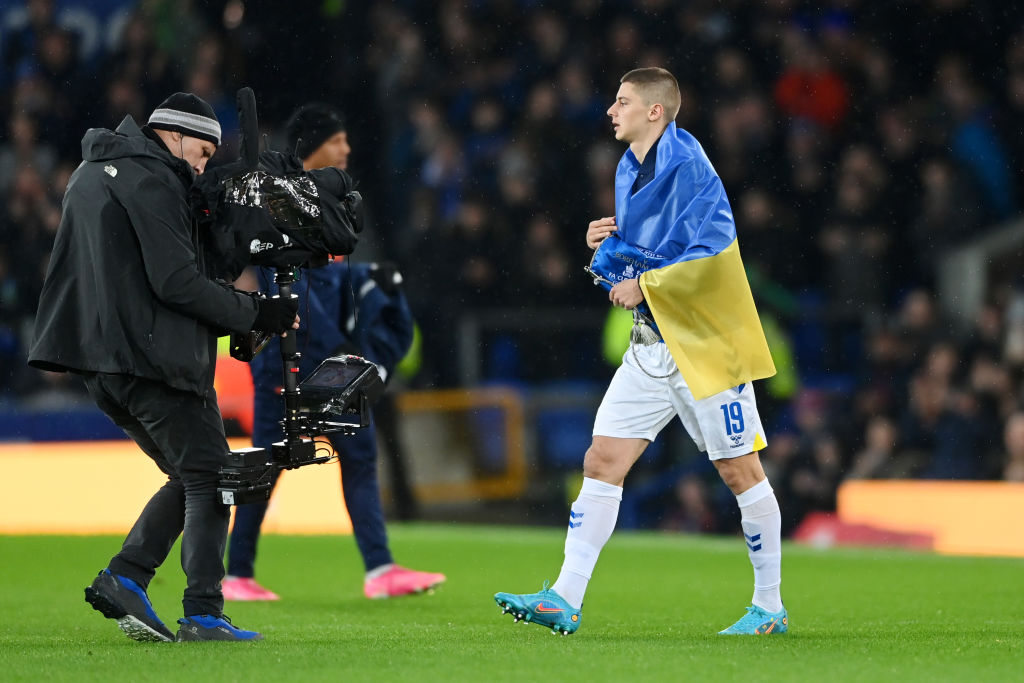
[1004,27,1024,189]
[709,47,777,189]
[1002,291,1024,366]
[773,28,849,131]
[100,75,147,128]
[102,10,173,101]
[0,111,56,192]
[6,165,61,285]
[899,371,982,479]
[963,302,1005,362]
[1002,413,1024,481]
[0,246,23,394]
[932,53,1017,220]
[464,97,510,194]
[818,144,892,331]
[874,102,923,225]
[659,475,720,534]
[780,119,831,243]
[421,134,467,223]
[909,156,983,285]
[736,186,806,292]
[895,288,944,364]
[847,415,903,480]
[789,434,843,520]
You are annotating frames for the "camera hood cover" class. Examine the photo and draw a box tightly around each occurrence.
[193,88,362,278]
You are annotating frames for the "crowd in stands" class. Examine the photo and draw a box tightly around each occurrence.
[4,0,1024,533]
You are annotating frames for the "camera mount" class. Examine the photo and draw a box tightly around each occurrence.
[217,266,383,505]
[200,87,376,506]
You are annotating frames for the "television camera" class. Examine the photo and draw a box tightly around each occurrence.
[194,88,381,505]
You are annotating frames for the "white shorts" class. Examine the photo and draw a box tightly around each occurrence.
[593,343,767,460]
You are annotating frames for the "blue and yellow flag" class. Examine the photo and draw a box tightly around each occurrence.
[613,123,776,399]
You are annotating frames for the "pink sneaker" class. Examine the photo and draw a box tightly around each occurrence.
[222,576,280,601]
[364,565,446,599]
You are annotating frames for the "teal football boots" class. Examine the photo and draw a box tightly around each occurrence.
[718,605,788,635]
[494,582,581,636]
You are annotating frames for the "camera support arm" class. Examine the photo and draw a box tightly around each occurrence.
[272,267,318,467]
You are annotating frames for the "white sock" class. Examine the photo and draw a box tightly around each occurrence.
[736,479,783,613]
[551,477,622,609]
[365,564,394,582]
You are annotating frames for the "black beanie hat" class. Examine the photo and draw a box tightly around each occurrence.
[148,92,221,146]
[286,103,346,160]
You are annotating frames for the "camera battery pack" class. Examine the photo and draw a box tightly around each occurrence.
[219,479,273,505]
[225,447,271,468]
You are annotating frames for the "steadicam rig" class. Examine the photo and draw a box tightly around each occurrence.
[217,352,384,505]
[217,261,383,506]
[190,87,381,505]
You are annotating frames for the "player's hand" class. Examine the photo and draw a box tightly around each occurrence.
[609,278,644,309]
[586,216,617,249]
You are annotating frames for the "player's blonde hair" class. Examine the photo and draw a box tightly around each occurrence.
[620,67,681,121]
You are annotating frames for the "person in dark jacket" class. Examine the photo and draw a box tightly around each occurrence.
[28,93,299,643]
[223,103,445,602]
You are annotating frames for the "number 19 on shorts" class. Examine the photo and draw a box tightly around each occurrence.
[720,401,745,435]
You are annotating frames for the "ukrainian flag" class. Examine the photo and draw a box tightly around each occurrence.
[639,239,775,399]
[615,123,775,399]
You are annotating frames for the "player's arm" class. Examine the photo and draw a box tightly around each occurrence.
[586,216,617,249]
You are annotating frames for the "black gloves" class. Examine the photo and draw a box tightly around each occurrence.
[251,296,298,334]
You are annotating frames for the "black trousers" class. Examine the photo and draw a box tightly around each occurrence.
[84,372,230,617]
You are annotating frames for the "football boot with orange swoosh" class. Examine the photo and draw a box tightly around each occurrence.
[494,581,581,635]
[718,604,789,635]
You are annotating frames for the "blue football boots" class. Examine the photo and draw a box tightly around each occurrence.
[85,568,175,642]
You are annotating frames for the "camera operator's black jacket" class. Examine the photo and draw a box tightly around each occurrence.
[28,116,258,396]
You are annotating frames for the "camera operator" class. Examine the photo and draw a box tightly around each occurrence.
[223,103,445,602]
[28,93,299,642]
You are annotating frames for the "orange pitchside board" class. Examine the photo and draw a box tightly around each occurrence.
[837,480,1024,557]
[0,386,528,535]
[0,439,352,535]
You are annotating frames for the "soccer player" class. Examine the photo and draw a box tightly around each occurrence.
[494,68,786,635]
[223,103,445,601]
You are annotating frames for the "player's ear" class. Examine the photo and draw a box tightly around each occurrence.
[649,103,663,121]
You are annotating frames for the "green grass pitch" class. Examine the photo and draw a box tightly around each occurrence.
[1,524,1021,682]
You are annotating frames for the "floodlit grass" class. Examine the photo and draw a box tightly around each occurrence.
[1,525,1021,682]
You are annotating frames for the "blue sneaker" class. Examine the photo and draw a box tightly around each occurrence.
[718,605,788,635]
[494,582,581,636]
[84,568,174,642]
[175,614,264,641]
